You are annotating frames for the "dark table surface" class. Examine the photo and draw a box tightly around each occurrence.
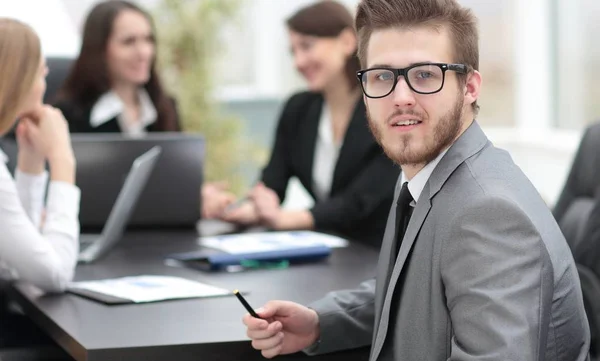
[8,225,378,361]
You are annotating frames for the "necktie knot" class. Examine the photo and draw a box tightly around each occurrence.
[397,182,413,209]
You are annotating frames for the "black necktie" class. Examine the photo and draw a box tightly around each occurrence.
[393,182,414,258]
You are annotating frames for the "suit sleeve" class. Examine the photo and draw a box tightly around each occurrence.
[304,279,376,355]
[442,196,553,360]
[310,151,399,232]
[260,93,309,201]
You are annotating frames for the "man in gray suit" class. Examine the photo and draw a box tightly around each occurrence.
[242,0,591,359]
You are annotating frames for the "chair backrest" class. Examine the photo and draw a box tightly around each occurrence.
[0,57,74,138]
[44,56,74,104]
[553,122,600,250]
[577,264,600,361]
[555,122,600,361]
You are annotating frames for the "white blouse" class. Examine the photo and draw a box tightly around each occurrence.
[90,89,157,137]
[0,148,80,292]
[312,104,342,202]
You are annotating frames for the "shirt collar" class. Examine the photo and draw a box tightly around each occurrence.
[89,88,157,129]
[0,148,6,163]
[400,147,450,203]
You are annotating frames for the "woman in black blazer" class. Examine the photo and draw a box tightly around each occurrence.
[52,1,179,134]
[213,1,400,246]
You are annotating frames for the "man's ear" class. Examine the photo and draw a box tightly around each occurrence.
[464,70,482,108]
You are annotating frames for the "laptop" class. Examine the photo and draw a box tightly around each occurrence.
[71,133,204,230]
[78,146,161,263]
[0,133,204,229]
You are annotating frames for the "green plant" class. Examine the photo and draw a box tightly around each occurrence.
[154,0,259,193]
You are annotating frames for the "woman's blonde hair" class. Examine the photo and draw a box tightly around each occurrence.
[0,18,41,134]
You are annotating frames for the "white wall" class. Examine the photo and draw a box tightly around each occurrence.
[0,0,80,57]
[486,128,580,206]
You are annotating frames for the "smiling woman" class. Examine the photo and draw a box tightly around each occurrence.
[204,0,400,247]
[53,0,179,135]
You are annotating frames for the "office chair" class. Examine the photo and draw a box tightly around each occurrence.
[0,57,75,139]
[43,56,74,104]
[553,122,600,251]
[553,122,600,360]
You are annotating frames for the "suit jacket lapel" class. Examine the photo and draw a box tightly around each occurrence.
[91,117,121,133]
[372,177,403,331]
[297,95,322,190]
[370,121,490,361]
[331,99,370,192]
[371,191,432,361]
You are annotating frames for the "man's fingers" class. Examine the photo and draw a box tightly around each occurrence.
[242,313,268,327]
[261,343,284,359]
[246,321,281,340]
[252,332,284,352]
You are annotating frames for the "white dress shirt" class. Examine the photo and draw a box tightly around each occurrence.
[401,147,450,204]
[0,148,80,292]
[312,104,342,202]
[90,89,157,137]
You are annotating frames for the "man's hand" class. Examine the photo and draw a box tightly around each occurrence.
[242,300,320,359]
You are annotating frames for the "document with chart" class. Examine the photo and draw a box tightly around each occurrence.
[68,275,231,304]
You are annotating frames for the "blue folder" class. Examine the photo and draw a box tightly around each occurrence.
[166,245,331,271]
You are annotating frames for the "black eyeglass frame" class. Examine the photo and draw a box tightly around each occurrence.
[356,63,468,98]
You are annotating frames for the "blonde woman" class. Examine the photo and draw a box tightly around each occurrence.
[0,18,80,293]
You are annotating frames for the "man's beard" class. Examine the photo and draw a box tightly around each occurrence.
[367,95,464,167]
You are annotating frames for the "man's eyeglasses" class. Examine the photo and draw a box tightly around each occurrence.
[356,63,468,98]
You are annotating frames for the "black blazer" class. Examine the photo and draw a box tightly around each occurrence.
[53,97,181,133]
[261,91,400,247]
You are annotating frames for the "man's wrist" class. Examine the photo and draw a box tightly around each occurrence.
[304,308,321,352]
[309,308,321,345]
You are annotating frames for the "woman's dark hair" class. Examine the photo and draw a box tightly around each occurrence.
[56,0,178,131]
[286,0,360,89]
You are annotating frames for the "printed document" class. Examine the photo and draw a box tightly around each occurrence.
[69,275,230,303]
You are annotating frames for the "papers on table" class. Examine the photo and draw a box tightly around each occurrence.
[198,231,349,254]
[69,275,230,303]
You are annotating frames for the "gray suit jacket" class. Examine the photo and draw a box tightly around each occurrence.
[308,122,590,360]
